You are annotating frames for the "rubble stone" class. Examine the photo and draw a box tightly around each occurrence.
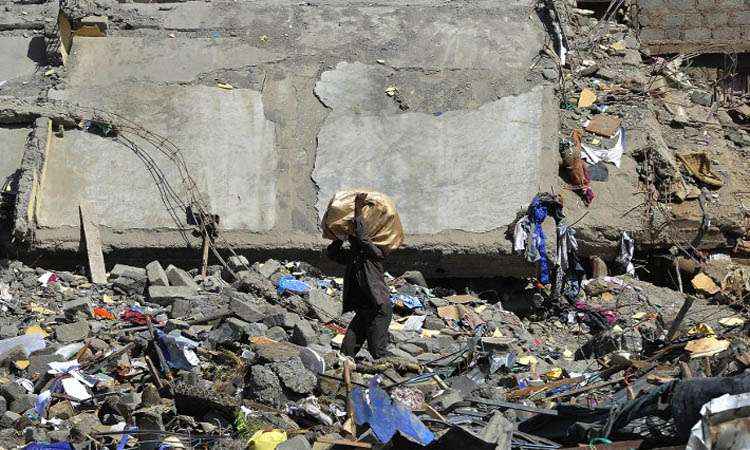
[266,326,289,342]
[228,255,249,272]
[229,295,266,322]
[277,435,312,450]
[48,400,75,420]
[234,270,278,299]
[305,289,342,322]
[291,320,317,346]
[248,365,283,406]
[148,285,198,306]
[402,271,428,288]
[0,411,20,429]
[110,264,147,282]
[255,342,301,363]
[256,259,282,279]
[54,320,91,343]
[166,265,200,290]
[62,298,92,320]
[270,357,318,394]
[263,311,301,330]
[146,261,169,287]
[170,298,191,318]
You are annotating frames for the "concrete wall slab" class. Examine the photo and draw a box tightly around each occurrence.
[0,127,28,186]
[313,87,547,234]
[0,37,43,82]
[40,86,277,231]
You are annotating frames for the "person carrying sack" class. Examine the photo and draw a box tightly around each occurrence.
[326,193,392,359]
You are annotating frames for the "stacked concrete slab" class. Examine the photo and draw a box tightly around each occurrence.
[0,0,563,277]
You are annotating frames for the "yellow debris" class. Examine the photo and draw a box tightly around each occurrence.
[25,325,48,337]
[577,88,597,108]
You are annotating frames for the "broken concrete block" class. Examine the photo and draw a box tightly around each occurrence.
[207,322,243,345]
[170,298,191,319]
[270,357,317,394]
[277,435,311,450]
[398,342,424,356]
[291,320,317,346]
[248,365,283,406]
[0,411,20,429]
[266,326,288,342]
[134,409,164,450]
[432,389,464,411]
[146,261,169,287]
[305,289,342,322]
[110,264,147,282]
[229,296,266,322]
[255,259,282,279]
[62,298,92,320]
[402,271,428,288]
[9,394,36,413]
[228,255,249,272]
[226,317,253,337]
[54,321,91,343]
[234,270,278,299]
[48,400,75,420]
[28,351,64,378]
[263,311,301,330]
[166,265,199,290]
[148,286,198,306]
[0,396,6,416]
[255,342,300,363]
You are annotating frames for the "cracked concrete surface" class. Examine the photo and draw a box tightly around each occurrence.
[0,0,565,276]
[314,86,548,234]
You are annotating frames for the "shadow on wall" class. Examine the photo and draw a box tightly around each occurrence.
[27,36,48,66]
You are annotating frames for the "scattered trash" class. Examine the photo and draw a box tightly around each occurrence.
[677,151,724,188]
[585,114,622,138]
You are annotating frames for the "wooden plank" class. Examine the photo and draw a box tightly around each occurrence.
[79,202,107,284]
[315,437,372,448]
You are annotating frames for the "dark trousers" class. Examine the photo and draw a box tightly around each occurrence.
[342,302,392,359]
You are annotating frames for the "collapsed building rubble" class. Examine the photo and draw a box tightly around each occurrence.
[0,250,748,449]
[0,0,748,448]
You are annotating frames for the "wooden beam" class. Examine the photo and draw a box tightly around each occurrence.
[79,201,107,284]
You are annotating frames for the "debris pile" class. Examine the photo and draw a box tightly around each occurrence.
[0,248,746,449]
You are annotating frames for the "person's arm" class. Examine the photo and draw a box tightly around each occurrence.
[352,193,383,259]
[326,239,351,265]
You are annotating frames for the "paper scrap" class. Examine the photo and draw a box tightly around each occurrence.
[691,273,720,295]
[577,88,597,108]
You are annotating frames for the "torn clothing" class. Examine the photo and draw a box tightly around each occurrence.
[342,301,392,359]
[326,216,389,313]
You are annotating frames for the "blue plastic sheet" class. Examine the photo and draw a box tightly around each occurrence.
[351,377,435,446]
[277,275,310,296]
[24,443,73,450]
[390,294,422,310]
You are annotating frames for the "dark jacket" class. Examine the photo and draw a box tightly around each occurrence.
[326,216,389,313]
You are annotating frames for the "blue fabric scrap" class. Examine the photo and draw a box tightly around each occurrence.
[24,443,73,450]
[276,275,311,296]
[351,377,435,446]
[529,196,550,284]
[390,294,422,310]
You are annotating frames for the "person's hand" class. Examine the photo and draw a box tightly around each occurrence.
[354,193,367,217]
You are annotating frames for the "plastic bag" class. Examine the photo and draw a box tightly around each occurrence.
[322,190,404,254]
[276,275,310,296]
[248,429,287,450]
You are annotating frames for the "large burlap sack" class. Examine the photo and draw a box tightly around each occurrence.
[322,190,404,254]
